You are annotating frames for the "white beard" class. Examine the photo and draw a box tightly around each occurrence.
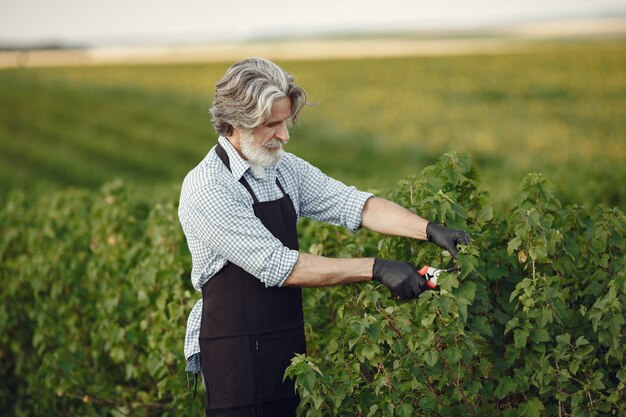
[239,133,286,167]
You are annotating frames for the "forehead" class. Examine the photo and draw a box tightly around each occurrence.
[268,97,292,121]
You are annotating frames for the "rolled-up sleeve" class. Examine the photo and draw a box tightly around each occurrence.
[185,184,299,287]
[291,156,373,232]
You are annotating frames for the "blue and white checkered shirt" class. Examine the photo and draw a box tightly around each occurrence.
[179,136,373,373]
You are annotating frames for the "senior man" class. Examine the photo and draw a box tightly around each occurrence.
[179,57,469,417]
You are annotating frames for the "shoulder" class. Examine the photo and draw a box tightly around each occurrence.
[277,151,317,177]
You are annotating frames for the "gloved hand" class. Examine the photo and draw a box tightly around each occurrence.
[372,258,429,300]
[426,222,470,258]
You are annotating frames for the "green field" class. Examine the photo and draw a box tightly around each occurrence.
[1,41,625,213]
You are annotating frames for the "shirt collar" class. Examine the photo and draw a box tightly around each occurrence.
[217,136,251,181]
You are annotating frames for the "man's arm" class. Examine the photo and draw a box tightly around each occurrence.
[362,197,470,257]
[282,254,374,287]
[360,197,428,240]
[283,254,427,300]
[282,197,429,289]
[282,197,468,297]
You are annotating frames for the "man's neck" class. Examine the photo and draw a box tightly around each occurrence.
[248,161,268,180]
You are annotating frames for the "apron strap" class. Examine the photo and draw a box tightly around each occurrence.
[215,142,259,204]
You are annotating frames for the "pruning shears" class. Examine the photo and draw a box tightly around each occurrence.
[418,265,461,289]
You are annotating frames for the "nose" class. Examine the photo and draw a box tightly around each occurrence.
[276,121,289,142]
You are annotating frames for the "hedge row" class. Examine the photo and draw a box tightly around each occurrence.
[1,153,625,416]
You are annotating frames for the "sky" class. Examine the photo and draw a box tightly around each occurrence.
[0,0,625,46]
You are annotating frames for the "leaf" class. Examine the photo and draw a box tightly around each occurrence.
[418,396,437,412]
[556,333,571,346]
[518,397,545,417]
[444,346,463,364]
[479,358,492,378]
[514,328,529,349]
[397,402,414,417]
[575,336,589,347]
[367,405,379,417]
[470,316,494,337]
[495,376,517,399]
[531,328,550,344]
[528,244,548,262]
[508,237,522,255]
[538,308,552,327]
[301,372,316,393]
[424,350,439,367]
[328,339,338,354]
[518,250,528,263]
[455,281,477,305]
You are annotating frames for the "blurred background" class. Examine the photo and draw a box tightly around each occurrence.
[1,0,625,213]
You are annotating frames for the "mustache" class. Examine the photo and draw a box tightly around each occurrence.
[264,139,287,148]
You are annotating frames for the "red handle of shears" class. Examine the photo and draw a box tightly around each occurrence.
[418,265,437,289]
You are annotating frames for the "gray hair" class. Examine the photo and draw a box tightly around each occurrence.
[210,57,308,137]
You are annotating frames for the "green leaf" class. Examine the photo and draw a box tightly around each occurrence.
[367,405,379,417]
[514,328,529,349]
[538,308,552,327]
[439,273,460,292]
[444,346,463,364]
[508,237,523,255]
[328,339,338,354]
[556,333,571,346]
[531,328,550,344]
[301,372,316,393]
[470,316,494,337]
[396,402,414,417]
[418,396,437,412]
[575,336,589,347]
[528,244,548,262]
[424,350,439,367]
[479,358,492,378]
[518,397,545,417]
[495,376,517,399]
[455,281,477,304]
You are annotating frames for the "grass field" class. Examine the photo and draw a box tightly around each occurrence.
[0,41,624,213]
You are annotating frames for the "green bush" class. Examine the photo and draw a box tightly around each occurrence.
[0,180,200,416]
[287,153,626,416]
[1,154,624,416]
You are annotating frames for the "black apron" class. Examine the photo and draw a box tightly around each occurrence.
[199,143,306,417]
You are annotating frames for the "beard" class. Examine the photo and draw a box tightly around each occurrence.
[239,133,286,167]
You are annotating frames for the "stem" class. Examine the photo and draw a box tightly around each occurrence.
[376,361,395,393]
[587,390,594,409]
[437,346,476,417]
[328,300,336,325]
[375,305,404,340]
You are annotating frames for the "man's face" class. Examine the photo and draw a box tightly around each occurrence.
[239,96,292,167]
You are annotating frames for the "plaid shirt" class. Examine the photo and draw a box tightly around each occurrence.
[179,136,373,373]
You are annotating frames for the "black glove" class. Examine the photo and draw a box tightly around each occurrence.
[426,222,470,258]
[372,258,429,300]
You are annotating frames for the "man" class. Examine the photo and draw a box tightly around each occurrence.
[179,57,469,417]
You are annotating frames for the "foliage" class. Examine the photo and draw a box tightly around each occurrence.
[1,152,625,416]
[286,153,626,416]
[0,180,200,416]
